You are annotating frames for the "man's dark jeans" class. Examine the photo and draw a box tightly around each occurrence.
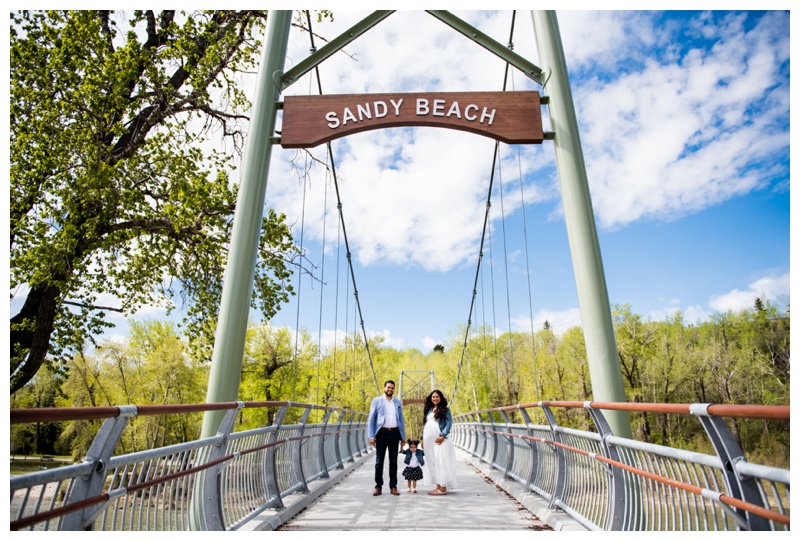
[374,427,401,489]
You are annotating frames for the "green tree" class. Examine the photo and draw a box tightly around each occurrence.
[640,313,694,445]
[54,319,207,456]
[553,326,592,429]
[10,10,296,394]
[752,297,790,387]
[10,368,64,456]
[613,304,656,402]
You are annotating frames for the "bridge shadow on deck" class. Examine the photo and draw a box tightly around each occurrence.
[243,449,584,531]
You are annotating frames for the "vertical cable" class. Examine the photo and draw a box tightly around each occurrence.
[333,208,342,405]
[496,155,517,401]
[510,70,541,419]
[316,167,329,406]
[450,141,501,408]
[305,11,381,401]
[451,10,522,407]
[291,159,309,403]
[487,169,500,392]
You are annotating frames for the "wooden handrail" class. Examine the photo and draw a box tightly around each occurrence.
[10,401,364,425]
[453,401,790,421]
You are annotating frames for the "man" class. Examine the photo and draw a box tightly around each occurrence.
[367,380,406,495]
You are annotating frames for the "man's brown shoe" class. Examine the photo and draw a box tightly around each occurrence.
[390,488,400,495]
[372,488,382,496]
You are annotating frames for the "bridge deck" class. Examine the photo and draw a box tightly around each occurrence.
[245,449,584,531]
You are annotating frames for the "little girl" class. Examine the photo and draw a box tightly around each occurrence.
[399,439,425,493]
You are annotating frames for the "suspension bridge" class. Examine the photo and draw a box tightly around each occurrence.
[9,400,790,531]
[9,10,790,532]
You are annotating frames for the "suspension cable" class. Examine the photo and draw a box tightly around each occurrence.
[510,62,542,417]
[333,197,341,405]
[291,153,309,403]
[495,155,517,400]
[315,124,330,406]
[450,141,500,408]
[451,11,520,408]
[306,11,381,398]
[479,228,498,394]
[487,200,500,391]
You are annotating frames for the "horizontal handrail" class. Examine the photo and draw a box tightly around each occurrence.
[11,401,370,531]
[454,401,790,420]
[464,425,790,526]
[453,400,790,531]
[10,401,364,425]
[12,452,222,530]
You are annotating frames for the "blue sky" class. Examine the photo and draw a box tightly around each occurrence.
[258,9,791,352]
[9,9,791,357]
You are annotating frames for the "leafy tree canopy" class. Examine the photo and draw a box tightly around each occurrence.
[10,10,298,393]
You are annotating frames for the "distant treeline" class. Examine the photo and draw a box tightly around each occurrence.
[11,299,789,467]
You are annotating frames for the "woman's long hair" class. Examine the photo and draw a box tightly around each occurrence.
[423,389,448,423]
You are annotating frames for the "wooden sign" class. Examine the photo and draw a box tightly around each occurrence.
[280,91,543,148]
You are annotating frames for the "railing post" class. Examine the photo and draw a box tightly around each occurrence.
[195,403,243,531]
[476,412,488,462]
[356,412,369,455]
[518,406,540,495]
[332,410,345,469]
[541,405,568,510]
[452,416,462,448]
[264,404,289,511]
[499,409,515,479]
[488,411,500,469]
[458,415,469,454]
[691,404,770,531]
[293,407,312,494]
[585,403,627,530]
[318,409,333,478]
[344,412,356,462]
[61,406,137,530]
[469,413,481,458]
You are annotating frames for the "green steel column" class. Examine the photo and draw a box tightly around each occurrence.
[531,10,631,438]
[201,11,292,438]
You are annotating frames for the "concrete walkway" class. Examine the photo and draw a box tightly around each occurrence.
[276,449,558,531]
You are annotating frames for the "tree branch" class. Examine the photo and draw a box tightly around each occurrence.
[62,300,124,313]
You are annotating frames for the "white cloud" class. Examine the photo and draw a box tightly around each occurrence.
[422,336,439,350]
[556,11,657,70]
[366,327,405,349]
[316,328,345,350]
[269,11,550,274]
[647,303,712,326]
[577,11,789,230]
[682,305,712,325]
[511,307,582,335]
[269,10,789,279]
[709,273,790,313]
[313,327,405,351]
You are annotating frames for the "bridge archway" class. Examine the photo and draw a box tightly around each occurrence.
[202,10,631,440]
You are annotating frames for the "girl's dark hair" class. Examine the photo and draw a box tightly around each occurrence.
[407,439,420,447]
[423,389,448,423]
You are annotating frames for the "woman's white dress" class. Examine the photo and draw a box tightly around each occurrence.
[422,410,457,489]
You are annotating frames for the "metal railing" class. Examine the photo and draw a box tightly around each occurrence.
[452,401,790,531]
[10,401,370,531]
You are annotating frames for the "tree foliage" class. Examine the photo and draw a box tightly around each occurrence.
[55,319,207,458]
[16,300,789,466]
[10,10,296,394]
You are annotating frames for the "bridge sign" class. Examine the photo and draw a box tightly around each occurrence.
[280,91,543,148]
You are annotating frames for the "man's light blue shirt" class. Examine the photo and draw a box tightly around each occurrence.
[368,395,406,441]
